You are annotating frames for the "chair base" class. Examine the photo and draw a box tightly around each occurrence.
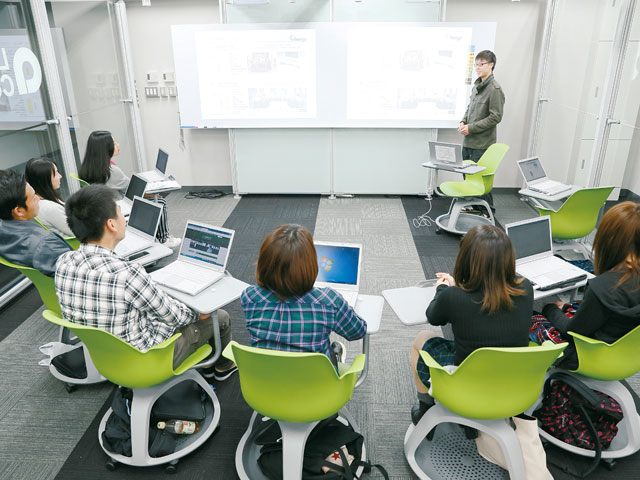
[235,409,366,480]
[98,370,220,468]
[527,369,640,459]
[435,198,494,236]
[404,404,521,480]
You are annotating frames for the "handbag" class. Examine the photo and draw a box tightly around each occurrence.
[475,414,553,480]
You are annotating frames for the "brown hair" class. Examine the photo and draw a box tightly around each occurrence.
[593,201,640,286]
[256,224,318,300]
[453,225,525,313]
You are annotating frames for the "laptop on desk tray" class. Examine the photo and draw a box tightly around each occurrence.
[150,221,235,296]
[138,148,169,183]
[517,157,571,196]
[427,141,482,173]
[114,197,162,258]
[505,216,587,291]
[116,174,147,218]
[314,241,362,307]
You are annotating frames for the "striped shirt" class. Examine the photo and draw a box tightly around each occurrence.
[241,285,367,358]
[55,244,198,352]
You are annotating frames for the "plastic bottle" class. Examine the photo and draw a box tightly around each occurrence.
[157,420,200,435]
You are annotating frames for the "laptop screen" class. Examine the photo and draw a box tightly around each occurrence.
[128,199,161,236]
[156,149,169,174]
[125,174,147,201]
[180,223,233,268]
[518,158,546,183]
[506,217,552,260]
[315,244,360,286]
[428,141,461,165]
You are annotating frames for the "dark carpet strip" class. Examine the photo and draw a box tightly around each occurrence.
[55,195,320,479]
[0,285,43,341]
[401,194,640,479]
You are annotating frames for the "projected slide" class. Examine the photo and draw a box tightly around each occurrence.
[195,29,317,119]
[347,26,471,121]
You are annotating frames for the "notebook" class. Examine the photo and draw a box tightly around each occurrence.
[138,148,169,183]
[314,241,362,307]
[517,157,571,196]
[505,216,587,290]
[114,197,162,258]
[116,174,147,217]
[150,221,235,295]
[427,141,484,173]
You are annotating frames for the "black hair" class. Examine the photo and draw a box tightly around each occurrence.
[65,184,119,243]
[78,130,114,185]
[0,169,27,220]
[476,50,497,71]
[25,158,64,205]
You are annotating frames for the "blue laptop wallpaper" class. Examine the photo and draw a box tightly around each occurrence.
[315,244,360,286]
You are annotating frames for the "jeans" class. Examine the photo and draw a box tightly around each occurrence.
[461,146,494,210]
[172,309,233,369]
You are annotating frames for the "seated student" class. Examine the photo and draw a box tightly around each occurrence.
[25,157,73,238]
[241,224,367,367]
[78,130,179,248]
[0,169,72,276]
[409,225,533,424]
[55,184,237,379]
[531,201,640,369]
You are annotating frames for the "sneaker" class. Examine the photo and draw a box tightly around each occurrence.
[211,364,238,381]
[331,341,347,364]
[164,236,182,249]
[411,398,436,426]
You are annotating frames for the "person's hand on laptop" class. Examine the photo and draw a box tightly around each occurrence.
[435,272,455,287]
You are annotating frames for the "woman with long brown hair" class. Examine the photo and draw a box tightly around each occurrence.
[409,224,533,424]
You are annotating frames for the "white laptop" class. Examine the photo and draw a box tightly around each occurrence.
[138,148,169,183]
[114,197,162,258]
[505,216,587,291]
[314,241,362,307]
[150,221,235,296]
[116,174,147,218]
[517,157,571,196]
[427,141,484,174]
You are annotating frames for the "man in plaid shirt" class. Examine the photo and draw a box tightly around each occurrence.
[55,185,236,379]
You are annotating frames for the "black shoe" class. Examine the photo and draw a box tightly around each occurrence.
[411,399,435,426]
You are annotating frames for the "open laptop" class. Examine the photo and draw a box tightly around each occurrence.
[114,197,162,258]
[314,241,362,307]
[427,141,484,173]
[517,157,571,196]
[505,216,587,291]
[138,148,169,183]
[116,174,147,218]
[150,221,235,295]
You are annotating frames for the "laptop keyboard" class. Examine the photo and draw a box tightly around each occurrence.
[530,180,570,195]
[146,179,180,192]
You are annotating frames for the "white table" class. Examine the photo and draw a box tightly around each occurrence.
[130,243,173,267]
[519,185,578,212]
[353,294,384,387]
[421,161,485,198]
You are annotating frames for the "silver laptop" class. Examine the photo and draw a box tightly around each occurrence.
[114,197,162,258]
[138,148,169,183]
[314,241,362,307]
[505,216,587,290]
[427,141,483,173]
[116,174,147,217]
[517,157,571,196]
[151,221,235,295]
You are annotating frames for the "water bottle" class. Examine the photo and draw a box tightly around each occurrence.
[157,420,200,435]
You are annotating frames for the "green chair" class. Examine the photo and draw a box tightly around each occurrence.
[223,341,366,480]
[42,310,220,472]
[533,326,640,459]
[405,342,566,479]
[69,172,89,187]
[435,143,509,235]
[537,186,614,257]
[0,255,60,314]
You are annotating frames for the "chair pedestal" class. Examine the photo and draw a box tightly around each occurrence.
[404,404,523,480]
[98,370,220,468]
[435,198,494,235]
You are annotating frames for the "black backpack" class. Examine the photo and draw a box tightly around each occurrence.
[256,414,389,480]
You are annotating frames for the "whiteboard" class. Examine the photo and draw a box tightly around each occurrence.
[171,22,496,129]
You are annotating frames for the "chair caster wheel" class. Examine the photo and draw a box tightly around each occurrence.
[602,459,617,470]
[105,459,117,471]
[65,383,77,393]
[435,228,442,235]
[165,462,178,474]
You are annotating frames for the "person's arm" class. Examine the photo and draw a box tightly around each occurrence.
[125,263,198,328]
[34,234,73,277]
[108,164,130,195]
[425,284,451,326]
[542,287,608,337]
[41,201,73,238]
[332,293,367,341]
[467,87,505,134]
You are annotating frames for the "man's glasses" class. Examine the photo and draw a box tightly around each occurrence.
[475,62,490,67]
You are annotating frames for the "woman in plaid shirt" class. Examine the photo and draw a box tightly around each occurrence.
[241,224,367,368]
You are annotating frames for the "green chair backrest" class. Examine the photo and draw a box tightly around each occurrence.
[421,342,566,420]
[223,341,365,423]
[42,310,212,389]
[569,325,640,381]
[475,143,509,193]
[34,217,80,250]
[0,256,61,314]
[538,186,614,240]
[69,173,89,187]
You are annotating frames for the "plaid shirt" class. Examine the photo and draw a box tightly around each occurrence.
[55,244,198,352]
[241,286,367,357]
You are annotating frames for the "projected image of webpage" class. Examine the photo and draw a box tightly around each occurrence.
[195,29,317,120]
[347,26,471,121]
[181,225,232,267]
[315,244,360,286]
